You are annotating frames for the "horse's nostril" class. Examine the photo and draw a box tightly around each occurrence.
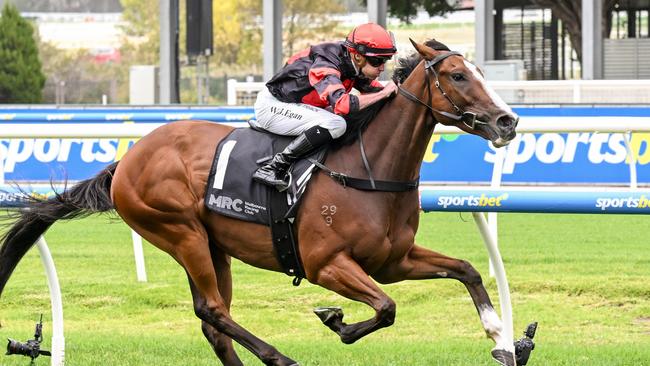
[496,115,517,129]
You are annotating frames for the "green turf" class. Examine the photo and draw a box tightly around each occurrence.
[0,213,649,365]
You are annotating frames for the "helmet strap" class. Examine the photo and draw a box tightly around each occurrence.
[350,53,362,75]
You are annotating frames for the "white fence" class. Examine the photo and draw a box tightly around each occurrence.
[227,79,650,106]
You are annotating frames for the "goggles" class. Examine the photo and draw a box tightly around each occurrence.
[366,56,390,67]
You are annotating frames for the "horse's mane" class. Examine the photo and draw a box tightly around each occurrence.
[333,98,390,148]
[333,39,450,148]
[392,39,450,84]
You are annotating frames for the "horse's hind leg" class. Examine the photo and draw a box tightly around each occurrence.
[201,321,242,366]
[190,246,243,366]
[373,244,515,366]
[178,234,298,366]
[125,215,296,365]
[311,253,396,344]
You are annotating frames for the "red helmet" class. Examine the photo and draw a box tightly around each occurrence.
[344,23,397,57]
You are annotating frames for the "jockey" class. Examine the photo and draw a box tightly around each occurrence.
[251,22,399,191]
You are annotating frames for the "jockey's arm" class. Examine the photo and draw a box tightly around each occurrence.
[309,55,398,114]
[356,81,398,110]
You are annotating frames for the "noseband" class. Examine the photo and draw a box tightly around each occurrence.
[398,51,489,130]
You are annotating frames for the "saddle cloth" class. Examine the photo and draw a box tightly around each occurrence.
[205,128,326,225]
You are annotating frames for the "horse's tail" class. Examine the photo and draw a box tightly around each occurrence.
[0,162,118,297]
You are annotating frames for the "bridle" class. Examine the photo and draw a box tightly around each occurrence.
[398,51,489,130]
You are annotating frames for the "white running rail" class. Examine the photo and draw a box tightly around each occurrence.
[227,79,650,105]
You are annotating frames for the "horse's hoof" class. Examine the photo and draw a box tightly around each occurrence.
[491,349,516,366]
[314,306,343,325]
[276,358,299,366]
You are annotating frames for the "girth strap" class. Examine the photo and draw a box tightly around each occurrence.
[268,187,306,286]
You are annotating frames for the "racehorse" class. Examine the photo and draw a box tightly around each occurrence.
[0,39,519,365]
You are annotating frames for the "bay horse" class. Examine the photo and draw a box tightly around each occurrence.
[0,39,519,365]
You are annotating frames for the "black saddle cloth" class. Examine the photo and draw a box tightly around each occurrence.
[204,128,326,225]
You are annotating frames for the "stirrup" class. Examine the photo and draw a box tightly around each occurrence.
[253,167,290,192]
[272,171,292,192]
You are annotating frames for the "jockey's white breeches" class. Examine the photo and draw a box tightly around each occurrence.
[251,88,347,138]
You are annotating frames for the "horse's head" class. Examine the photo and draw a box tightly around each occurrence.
[405,39,518,147]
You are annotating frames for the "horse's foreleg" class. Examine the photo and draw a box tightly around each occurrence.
[373,244,515,366]
[311,253,396,344]
[192,247,243,366]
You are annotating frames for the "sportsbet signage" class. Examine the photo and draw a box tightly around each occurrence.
[0,107,648,185]
[420,189,650,214]
[422,106,650,185]
[422,132,650,184]
[0,138,135,181]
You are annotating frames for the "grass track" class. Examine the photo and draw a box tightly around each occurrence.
[0,213,648,365]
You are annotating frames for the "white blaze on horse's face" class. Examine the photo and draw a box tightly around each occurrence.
[464,61,512,113]
[464,60,517,148]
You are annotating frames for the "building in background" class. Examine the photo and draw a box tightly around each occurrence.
[0,0,121,12]
[476,0,649,80]
[1,0,123,58]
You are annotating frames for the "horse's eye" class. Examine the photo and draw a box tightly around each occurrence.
[451,73,465,82]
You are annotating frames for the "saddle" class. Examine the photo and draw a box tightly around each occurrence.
[204,127,327,284]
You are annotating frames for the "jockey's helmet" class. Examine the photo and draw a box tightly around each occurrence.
[344,23,397,57]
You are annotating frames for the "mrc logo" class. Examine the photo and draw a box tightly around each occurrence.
[208,194,243,213]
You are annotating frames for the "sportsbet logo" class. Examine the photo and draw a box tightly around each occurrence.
[438,193,509,209]
[424,133,650,171]
[595,195,650,211]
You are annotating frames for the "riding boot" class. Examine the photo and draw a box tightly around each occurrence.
[253,126,333,191]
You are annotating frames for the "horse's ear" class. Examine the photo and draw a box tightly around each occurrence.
[409,38,435,60]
